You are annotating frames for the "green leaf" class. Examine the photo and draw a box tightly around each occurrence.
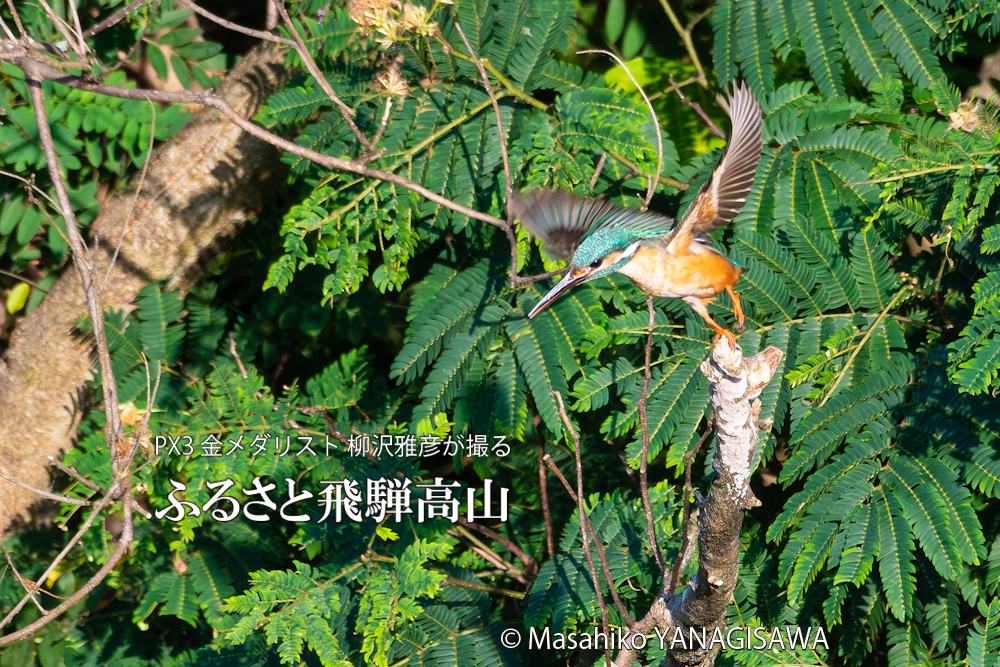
[604,0,626,43]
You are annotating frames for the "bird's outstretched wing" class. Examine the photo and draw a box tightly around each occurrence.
[509,189,674,261]
[669,81,763,251]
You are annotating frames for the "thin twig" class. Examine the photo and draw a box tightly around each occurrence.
[434,33,547,111]
[0,464,92,510]
[511,268,566,285]
[542,452,637,632]
[2,56,509,230]
[177,0,294,46]
[537,436,556,559]
[443,576,525,599]
[590,152,607,189]
[123,361,162,472]
[552,393,612,665]
[101,100,156,292]
[4,0,25,38]
[579,49,663,208]
[366,98,393,153]
[457,516,537,575]
[4,553,46,613]
[0,473,127,632]
[82,0,147,39]
[0,169,61,211]
[669,75,725,140]
[67,0,90,58]
[667,415,713,593]
[818,287,908,407]
[36,0,87,61]
[47,456,102,492]
[0,63,135,645]
[656,0,708,87]
[454,23,512,207]
[637,295,664,571]
[0,495,134,645]
[229,332,248,378]
[0,14,17,41]
[553,394,635,627]
[269,0,371,149]
[448,530,528,584]
[451,525,523,574]
[23,60,123,446]
[453,23,518,284]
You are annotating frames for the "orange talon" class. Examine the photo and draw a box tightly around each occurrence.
[726,285,745,332]
[712,327,738,348]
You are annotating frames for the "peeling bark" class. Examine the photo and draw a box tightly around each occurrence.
[615,337,782,667]
[0,41,289,534]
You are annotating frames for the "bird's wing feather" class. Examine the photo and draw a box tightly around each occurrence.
[668,81,763,252]
[510,190,674,260]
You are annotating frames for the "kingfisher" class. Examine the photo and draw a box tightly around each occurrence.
[510,81,763,346]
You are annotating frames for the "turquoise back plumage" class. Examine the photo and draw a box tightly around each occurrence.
[508,190,675,269]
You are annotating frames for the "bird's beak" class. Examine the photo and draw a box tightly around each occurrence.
[528,270,588,318]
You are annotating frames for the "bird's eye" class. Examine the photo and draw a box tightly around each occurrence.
[589,259,601,269]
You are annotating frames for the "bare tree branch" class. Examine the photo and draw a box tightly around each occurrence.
[454,23,512,206]
[3,0,24,38]
[613,339,780,667]
[638,295,665,572]
[553,391,613,666]
[269,0,371,149]
[0,50,510,230]
[178,0,294,46]
[546,401,636,630]
[0,468,131,633]
[4,553,47,613]
[48,456,102,492]
[0,495,134,645]
[23,61,122,447]
[0,472,91,507]
[669,74,725,140]
[457,516,537,576]
[82,0,148,39]
[578,49,663,208]
[537,435,556,559]
[667,414,713,594]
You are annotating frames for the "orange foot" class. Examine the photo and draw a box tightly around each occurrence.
[726,285,745,333]
[713,328,738,348]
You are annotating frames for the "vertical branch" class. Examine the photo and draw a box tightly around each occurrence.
[638,295,665,571]
[538,436,555,559]
[454,23,513,207]
[663,339,781,666]
[4,0,25,38]
[452,22,520,286]
[656,0,709,87]
[577,49,663,208]
[101,100,156,292]
[553,392,613,666]
[269,0,371,150]
[552,395,636,625]
[667,414,713,593]
[36,0,87,61]
[23,61,123,455]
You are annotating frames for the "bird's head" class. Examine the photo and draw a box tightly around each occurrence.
[528,229,643,318]
[508,188,674,319]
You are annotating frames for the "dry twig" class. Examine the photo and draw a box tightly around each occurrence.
[578,49,663,208]
[637,295,664,571]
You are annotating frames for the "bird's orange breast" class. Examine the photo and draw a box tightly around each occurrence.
[617,243,741,299]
